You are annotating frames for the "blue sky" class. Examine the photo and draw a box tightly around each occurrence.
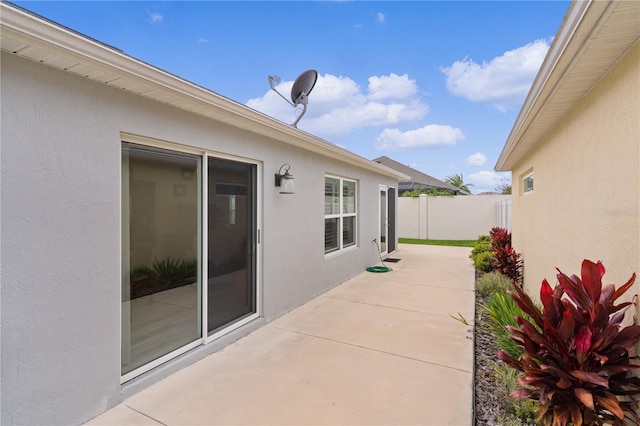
[15,1,570,193]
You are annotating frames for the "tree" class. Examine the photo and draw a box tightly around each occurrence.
[496,181,512,194]
[444,174,473,193]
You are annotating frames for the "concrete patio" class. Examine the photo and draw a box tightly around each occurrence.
[88,244,475,425]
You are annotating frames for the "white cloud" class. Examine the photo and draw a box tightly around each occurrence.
[148,11,163,23]
[197,38,208,44]
[368,73,417,100]
[466,152,487,166]
[246,73,428,140]
[441,39,550,110]
[467,170,510,193]
[376,13,385,24]
[375,124,464,150]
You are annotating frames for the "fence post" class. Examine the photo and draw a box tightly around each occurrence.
[498,198,512,231]
[419,194,428,240]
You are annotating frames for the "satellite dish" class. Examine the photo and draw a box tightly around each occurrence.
[268,69,318,128]
[290,70,318,105]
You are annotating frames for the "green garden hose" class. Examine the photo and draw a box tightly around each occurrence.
[366,265,391,273]
[366,239,392,273]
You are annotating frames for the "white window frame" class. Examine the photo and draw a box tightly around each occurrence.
[324,175,357,255]
[523,171,534,194]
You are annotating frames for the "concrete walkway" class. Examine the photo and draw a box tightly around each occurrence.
[88,244,475,425]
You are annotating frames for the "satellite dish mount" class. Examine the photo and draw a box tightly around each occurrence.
[268,69,318,128]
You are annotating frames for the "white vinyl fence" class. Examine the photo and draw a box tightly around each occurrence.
[398,194,512,240]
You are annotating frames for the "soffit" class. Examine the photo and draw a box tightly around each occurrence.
[496,0,640,171]
[0,2,408,181]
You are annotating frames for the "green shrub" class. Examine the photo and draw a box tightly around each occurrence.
[471,239,491,256]
[401,189,426,197]
[474,250,495,272]
[402,188,454,197]
[493,363,539,425]
[476,270,512,298]
[476,234,490,244]
[469,235,495,273]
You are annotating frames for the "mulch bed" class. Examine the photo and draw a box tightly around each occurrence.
[474,292,507,424]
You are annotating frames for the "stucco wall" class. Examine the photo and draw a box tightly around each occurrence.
[510,42,639,300]
[0,52,397,425]
[398,194,511,240]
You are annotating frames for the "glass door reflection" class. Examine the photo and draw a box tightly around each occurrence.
[379,188,388,255]
[121,143,201,376]
[207,158,257,334]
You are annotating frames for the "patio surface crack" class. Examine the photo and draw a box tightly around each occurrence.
[124,404,168,425]
[322,296,474,320]
[350,279,475,292]
[270,325,473,374]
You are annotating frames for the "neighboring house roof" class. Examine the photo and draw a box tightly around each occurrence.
[0,2,407,181]
[496,0,640,171]
[372,156,465,194]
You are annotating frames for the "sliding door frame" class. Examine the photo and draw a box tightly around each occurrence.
[203,152,262,344]
[120,133,262,382]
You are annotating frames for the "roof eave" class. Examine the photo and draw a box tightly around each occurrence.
[496,0,640,172]
[0,1,404,180]
[495,0,594,172]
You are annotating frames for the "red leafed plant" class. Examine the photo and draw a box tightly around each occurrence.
[498,260,640,425]
[489,227,523,285]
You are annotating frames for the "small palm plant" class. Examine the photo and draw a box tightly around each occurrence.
[498,260,640,425]
[444,173,473,193]
[133,257,197,286]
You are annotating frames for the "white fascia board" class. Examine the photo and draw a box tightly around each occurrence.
[0,2,403,181]
[495,0,595,171]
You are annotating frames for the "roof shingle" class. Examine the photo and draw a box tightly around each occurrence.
[372,156,462,193]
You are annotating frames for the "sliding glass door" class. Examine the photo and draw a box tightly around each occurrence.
[378,185,397,256]
[121,143,201,377]
[122,142,258,380]
[207,158,257,334]
[379,186,388,256]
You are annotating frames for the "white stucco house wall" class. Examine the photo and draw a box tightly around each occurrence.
[496,0,639,298]
[0,3,407,424]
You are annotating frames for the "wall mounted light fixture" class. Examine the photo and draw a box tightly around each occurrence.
[275,163,295,194]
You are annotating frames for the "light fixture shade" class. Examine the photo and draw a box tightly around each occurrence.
[275,164,295,194]
[280,172,295,194]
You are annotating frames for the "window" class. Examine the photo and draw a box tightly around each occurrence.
[325,176,357,254]
[215,183,246,225]
[523,171,534,194]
